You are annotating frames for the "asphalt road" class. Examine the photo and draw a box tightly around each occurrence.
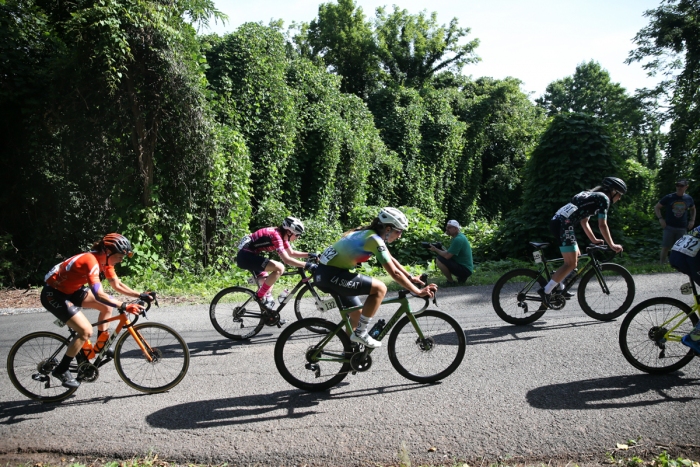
[0,272,698,466]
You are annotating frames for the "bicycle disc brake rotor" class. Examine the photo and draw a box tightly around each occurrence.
[350,353,372,372]
[77,362,99,383]
[415,336,435,352]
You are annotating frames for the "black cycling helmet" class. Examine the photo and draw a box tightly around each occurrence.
[281,216,305,236]
[602,177,627,194]
[103,233,134,258]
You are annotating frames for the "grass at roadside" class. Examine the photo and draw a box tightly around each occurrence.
[2,445,697,467]
[120,256,678,307]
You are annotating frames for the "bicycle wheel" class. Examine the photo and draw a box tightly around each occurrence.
[619,297,698,374]
[491,268,547,325]
[388,310,466,383]
[210,286,266,340]
[7,332,78,402]
[578,263,635,321]
[274,318,352,391]
[294,284,342,333]
[114,323,190,393]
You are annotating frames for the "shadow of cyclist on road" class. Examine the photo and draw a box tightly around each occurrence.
[526,373,699,410]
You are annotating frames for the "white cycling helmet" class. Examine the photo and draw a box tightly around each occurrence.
[378,207,409,230]
[282,216,305,235]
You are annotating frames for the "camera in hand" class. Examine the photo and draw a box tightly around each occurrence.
[421,241,443,250]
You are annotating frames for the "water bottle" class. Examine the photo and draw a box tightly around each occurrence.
[369,319,386,338]
[278,289,290,304]
[563,268,578,287]
[94,332,109,353]
[81,340,95,360]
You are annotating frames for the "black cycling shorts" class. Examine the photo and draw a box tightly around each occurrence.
[236,250,270,275]
[40,285,88,323]
[313,264,372,309]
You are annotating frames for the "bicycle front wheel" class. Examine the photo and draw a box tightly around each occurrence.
[578,263,635,321]
[492,268,547,325]
[210,286,265,340]
[619,297,698,374]
[388,310,466,383]
[274,318,352,391]
[114,323,190,393]
[7,331,78,402]
[294,284,341,333]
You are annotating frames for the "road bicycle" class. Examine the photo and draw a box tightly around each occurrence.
[7,296,190,403]
[274,280,466,391]
[491,242,635,325]
[210,259,343,340]
[619,277,699,374]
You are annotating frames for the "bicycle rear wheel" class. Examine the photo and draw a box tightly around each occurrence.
[491,268,547,325]
[294,284,342,333]
[7,331,78,402]
[578,263,635,321]
[210,286,266,340]
[619,297,697,374]
[388,310,466,383]
[114,323,190,393]
[274,318,352,391]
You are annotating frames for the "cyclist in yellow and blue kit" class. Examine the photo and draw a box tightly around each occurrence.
[669,226,700,354]
[314,208,436,348]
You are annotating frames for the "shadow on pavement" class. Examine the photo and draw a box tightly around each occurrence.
[185,334,280,357]
[526,373,699,410]
[145,382,431,429]
[464,319,607,345]
[0,393,146,424]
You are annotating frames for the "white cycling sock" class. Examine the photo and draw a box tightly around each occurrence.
[544,280,558,294]
[355,315,372,336]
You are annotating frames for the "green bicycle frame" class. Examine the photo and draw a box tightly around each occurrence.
[308,292,430,363]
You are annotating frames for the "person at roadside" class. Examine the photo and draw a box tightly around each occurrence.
[655,179,695,264]
[668,225,700,354]
[314,207,436,348]
[429,220,473,286]
[41,233,152,388]
[539,177,626,306]
[236,216,313,312]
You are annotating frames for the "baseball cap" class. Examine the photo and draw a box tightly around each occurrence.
[677,179,689,186]
[446,220,460,229]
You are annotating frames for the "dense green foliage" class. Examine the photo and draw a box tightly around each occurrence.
[0,0,695,289]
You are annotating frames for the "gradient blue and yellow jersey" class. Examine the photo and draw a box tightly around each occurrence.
[319,229,392,269]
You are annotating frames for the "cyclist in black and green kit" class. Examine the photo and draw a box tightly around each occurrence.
[540,177,626,306]
[314,207,437,348]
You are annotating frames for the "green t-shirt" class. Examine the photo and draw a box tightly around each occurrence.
[448,232,473,272]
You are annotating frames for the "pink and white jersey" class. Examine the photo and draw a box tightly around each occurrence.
[238,227,290,254]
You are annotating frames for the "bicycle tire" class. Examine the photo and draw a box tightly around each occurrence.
[293,283,342,333]
[619,297,698,374]
[114,322,190,393]
[209,286,266,340]
[387,310,466,383]
[7,331,78,402]
[274,318,352,391]
[491,268,547,325]
[578,263,635,321]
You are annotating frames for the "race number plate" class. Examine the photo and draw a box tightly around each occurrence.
[533,251,543,264]
[672,235,700,257]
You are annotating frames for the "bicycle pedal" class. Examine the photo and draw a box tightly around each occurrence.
[32,373,49,383]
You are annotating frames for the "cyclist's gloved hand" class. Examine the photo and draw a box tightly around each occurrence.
[139,292,155,303]
[125,303,144,314]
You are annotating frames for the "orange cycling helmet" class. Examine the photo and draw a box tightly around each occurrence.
[103,233,134,258]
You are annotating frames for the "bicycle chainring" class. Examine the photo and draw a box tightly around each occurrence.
[77,362,99,383]
[547,294,566,310]
[350,353,372,372]
[264,310,281,326]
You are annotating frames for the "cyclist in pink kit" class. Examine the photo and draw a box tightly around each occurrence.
[236,217,314,315]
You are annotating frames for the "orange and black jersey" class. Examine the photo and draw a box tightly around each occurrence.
[44,252,117,294]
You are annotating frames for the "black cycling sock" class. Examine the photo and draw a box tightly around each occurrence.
[55,355,74,374]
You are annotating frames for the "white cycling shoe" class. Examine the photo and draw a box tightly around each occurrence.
[350,332,381,348]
